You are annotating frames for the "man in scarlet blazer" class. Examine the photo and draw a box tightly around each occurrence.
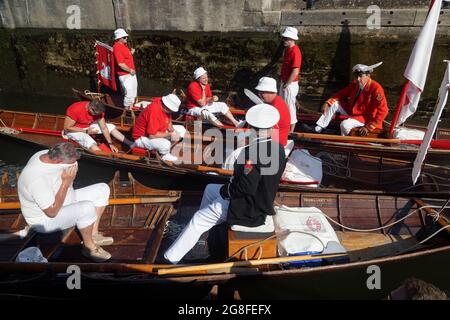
[303,62,389,136]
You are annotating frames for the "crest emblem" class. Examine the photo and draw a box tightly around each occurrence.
[244,160,253,175]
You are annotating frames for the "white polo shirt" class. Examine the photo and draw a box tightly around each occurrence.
[18,150,76,226]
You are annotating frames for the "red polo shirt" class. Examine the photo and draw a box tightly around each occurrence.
[271,95,291,146]
[66,101,104,128]
[281,45,302,83]
[132,98,171,140]
[113,41,135,76]
[186,81,212,109]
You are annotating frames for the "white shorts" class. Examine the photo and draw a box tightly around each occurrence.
[66,123,116,149]
[31,183,110,233]
[133,125,186,155]
[118,74,138,107]
[279,81,299,125]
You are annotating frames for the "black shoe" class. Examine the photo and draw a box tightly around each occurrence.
[299,123,318,133]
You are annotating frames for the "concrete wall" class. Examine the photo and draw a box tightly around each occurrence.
[1,0,449,32]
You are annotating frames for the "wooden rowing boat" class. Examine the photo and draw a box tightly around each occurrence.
[0,171,449,299]
[73,88,450,167]
[1,108,450,196]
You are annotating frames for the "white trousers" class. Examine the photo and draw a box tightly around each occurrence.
[316,101,365,136]
[187,102,229,122]
[133,125,186,155]
[118,74,138,107]
[164,184,229,264]
[31,183,110,234]
[279,81,299,125]
[66,123,116,149]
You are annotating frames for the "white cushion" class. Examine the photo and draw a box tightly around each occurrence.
[231,215,274,233]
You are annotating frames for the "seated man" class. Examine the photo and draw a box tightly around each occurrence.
[17,142,112,262]
[132,93,185,162]
[186,67,243,127]
[64,100,134,152]
[164,104,286,264]
[303,62,389,136]
[255,77,291,146]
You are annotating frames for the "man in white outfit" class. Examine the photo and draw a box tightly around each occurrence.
[113,28,138,109]
[132,93,185,163]
[164,104,286,264]
[18,143,112,262]
[279,27,302,132]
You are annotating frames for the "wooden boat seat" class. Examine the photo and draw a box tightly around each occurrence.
[227,228,277,261]
[131,147,156,157]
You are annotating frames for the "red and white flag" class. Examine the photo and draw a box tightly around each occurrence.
[393,0,442,128]
[95,40,117,92]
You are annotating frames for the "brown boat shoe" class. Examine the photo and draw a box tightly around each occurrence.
[82,245,112,263]
[92,233,114,246]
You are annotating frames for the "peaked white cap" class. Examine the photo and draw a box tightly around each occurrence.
[352,61,383,73]
[245,104,280,129]
[194,67,207,79]
[162,94,181,112]
[281,26,299,40]
[114,28,129,40]
[255,77,278,93]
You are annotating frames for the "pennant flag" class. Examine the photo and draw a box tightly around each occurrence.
[95,40,117,92]
[412,60,450,185]
[390,0,442,133]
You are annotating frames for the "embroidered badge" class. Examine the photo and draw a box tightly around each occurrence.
[244,160,253,175]
[376,94,383,101]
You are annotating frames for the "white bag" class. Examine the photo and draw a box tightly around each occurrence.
[282,149,322,187]
[274,206,341,256]
[15,247,48,263]
[393,127,425,140]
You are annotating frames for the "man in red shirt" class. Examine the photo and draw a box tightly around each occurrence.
[64,100,134,152]
[304,62,389,136]
[185,67,243,128]
[132,94,185,162]
[255,77,291,147]
[279,26,302,132]
[113,28,137,109]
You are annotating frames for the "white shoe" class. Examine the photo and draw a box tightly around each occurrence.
[161,153,179,162]
[236,120,246,128]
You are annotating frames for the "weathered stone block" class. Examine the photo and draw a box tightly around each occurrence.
[262,11,281,26]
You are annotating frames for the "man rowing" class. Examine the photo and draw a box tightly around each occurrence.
[64,100,134,152]
[132,93,185,163]
[185,67,243,128]
[164,103,286,264]
[302,62,389,136]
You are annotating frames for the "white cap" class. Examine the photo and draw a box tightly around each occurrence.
[255,77,278,93]
[352,62,383,73]
[114,28,129,40]
[162,94,181,112]
[245,104,280,129]
[193,67,207,79]
[281,26,298,40]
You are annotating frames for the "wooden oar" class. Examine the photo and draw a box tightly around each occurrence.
[197,165,233,176]
[157,253,347,275]
[0,196,180,210]
[290,132,401,144]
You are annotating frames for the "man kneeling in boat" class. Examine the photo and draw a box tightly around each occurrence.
[164,104,286,264]
[17,143,112,262]
[64,100,134,152]
[302,62,389,136]
[185,67,244,128]
[132,93,185,163]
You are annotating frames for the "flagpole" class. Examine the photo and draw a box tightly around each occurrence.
[388,0,438,137]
